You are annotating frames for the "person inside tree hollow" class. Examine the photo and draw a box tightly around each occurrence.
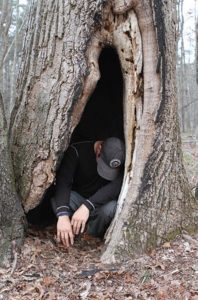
[51,137,125,247]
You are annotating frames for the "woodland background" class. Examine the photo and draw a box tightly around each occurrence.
[0,0,198,299]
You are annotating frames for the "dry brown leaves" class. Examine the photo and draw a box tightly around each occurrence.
[0,227,198,300]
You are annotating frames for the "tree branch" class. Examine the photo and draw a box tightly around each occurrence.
[1,15,27,67]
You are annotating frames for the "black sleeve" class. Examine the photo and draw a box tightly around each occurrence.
[53,146,78,217]
[83,174,123,211]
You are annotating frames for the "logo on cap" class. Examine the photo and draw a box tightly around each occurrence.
[110,159,121,168]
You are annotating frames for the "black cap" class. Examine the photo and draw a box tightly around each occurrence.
[97,137,125,181]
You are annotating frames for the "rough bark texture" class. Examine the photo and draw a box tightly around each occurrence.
[0,93,25,267]
[10,0,198,262]
[102,0,198,263]
[11,0,108,211]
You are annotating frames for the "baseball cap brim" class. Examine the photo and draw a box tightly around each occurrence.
[97,156,119,181]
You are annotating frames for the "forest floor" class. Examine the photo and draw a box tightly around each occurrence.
[0,134,198,300]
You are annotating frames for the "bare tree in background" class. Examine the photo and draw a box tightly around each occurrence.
[177,0,186,132]
[0,0,12,116]
[177,0,198,134]
[0,0,29,121]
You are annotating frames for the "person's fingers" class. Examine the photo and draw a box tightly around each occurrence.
[76,221,82,235]
[71,218,84,235]
[65,234,70,248]
[72,220,78,234]
[71,217,76,226]
[61,231,69,247]
[60,231,66,246]
[81,221,86,233]
[69,231,74,245]
[71,219,76,230]
[57,230,61,243]
[74,222,78,235]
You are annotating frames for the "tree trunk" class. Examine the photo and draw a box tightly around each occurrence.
[10,0,20,116]
[0,92,25,267]
[196,25,198,89]
[10,0,198,262]
[0,0,12,120]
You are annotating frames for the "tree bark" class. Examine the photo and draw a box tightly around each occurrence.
[10,0,198,262]
[102,0,198,263]
[10,0,20,116]
[0,0,12,119]
[0,92,25,267]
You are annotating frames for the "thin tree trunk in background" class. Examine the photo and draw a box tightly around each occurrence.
[179,0,186,132]
[10,0,20,116]
[195,0,197,81]
[0,0,12,69]
[0,0,12,120]
[0,0,29,121]
[196,20,198,85]
[177,0,198,134]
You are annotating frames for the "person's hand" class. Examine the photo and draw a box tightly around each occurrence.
[71,204,90,235]
[57,216,74,247]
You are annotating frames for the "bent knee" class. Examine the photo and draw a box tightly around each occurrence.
[99,200,117,219]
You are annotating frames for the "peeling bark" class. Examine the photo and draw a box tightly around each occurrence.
[10,0,198,262]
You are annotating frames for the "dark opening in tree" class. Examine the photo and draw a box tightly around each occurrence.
[71,47,124,143]
[27,47,124,227]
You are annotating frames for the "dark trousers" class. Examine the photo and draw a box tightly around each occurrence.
[64,191,117,237]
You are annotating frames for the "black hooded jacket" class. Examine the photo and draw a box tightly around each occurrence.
[53,141,123,217]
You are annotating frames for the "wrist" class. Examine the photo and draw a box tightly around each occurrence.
[81,204,90,212]
[58,215,70,220]
[83,199,95,211]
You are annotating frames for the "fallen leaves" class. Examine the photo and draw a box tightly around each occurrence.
[162,242,171,249]
[0,227,198,300]
[42,276,57,287]
[80,281,92,299]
